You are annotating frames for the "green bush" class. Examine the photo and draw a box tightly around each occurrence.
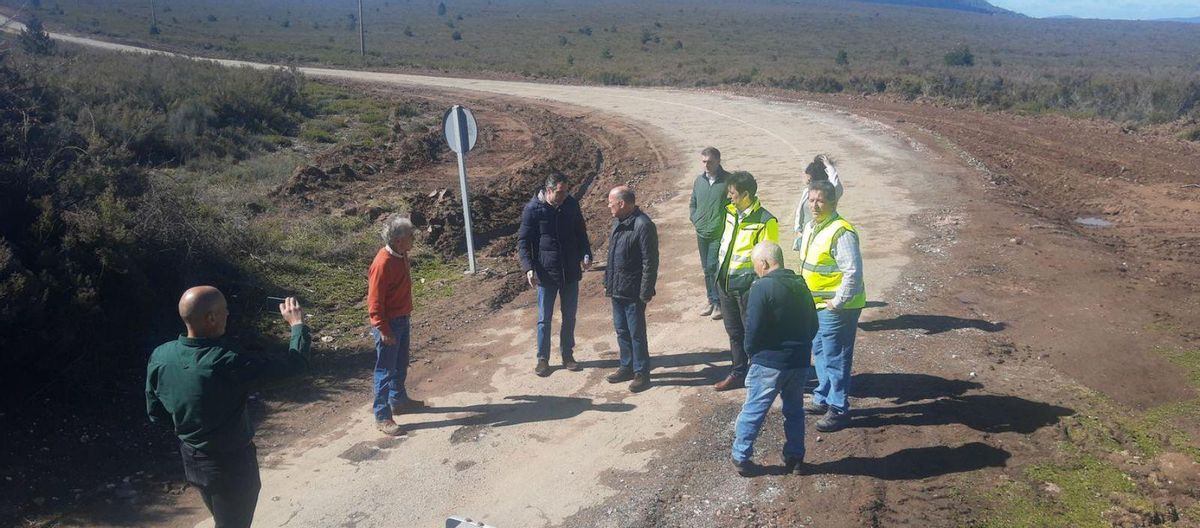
[944,45,975,67]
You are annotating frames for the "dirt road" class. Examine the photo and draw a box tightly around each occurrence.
[13,16,1182,527]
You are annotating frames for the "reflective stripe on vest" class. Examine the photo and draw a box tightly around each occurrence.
[799,215,866,309]
[717,198,778,291]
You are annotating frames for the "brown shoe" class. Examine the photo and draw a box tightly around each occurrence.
[606,368,635,383]
[562,356,582,372]
[714,374,745,391]
[629,372,651,392]
[535,359,551,377]
[376,418,406,437]
[699,303,715,316]
[710,304,723,320]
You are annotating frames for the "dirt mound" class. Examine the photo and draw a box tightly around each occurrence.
[273,164,360,198]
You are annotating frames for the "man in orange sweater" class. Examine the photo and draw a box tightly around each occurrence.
[367,214,423,436]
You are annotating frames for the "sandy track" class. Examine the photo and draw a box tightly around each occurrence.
[6,18,946,527]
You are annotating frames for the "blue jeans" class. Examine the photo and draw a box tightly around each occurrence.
[732,363,807,464]
[811,308,861,415]
[611,298,650,373]
[372,316,411,421]
[697,235,721,305]
[536,281,579,361]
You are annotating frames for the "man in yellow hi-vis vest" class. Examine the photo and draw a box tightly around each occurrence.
[714,171,779,391]
[798,180,865,432]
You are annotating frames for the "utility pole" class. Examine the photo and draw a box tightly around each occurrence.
[150,0,157,27]
[357,0,365,57]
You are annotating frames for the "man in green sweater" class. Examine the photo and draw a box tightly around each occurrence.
[146,286,310,528]
[689,146,731,320]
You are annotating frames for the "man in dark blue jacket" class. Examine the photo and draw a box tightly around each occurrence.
[518,172,593,377]
[731,241,818,476]
[602,186,659,392]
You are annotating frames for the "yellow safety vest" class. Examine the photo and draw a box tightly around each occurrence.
[717,198,779,293]
[799,214,866,310]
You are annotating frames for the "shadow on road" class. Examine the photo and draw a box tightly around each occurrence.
[403,395,635,432]
[859,314,1006,335]
[851,372,983,404]
[850,393,1073,434]
[575,348,726,371]
[812,442,1011,480]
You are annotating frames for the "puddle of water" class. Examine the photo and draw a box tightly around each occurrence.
[1074,216,1114,228]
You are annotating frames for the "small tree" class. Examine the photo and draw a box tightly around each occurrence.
[944,45,975,67]
[437,2,446,16]
[451,30,462,41]
[835,49,849,66]
[601,47,613,59]
[19,17,56,55]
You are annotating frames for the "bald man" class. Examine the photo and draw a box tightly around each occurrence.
[146,287,310,528]
[603,186,659,392]
[731,242,817,477]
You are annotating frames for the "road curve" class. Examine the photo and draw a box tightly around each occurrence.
[5,17,939,528]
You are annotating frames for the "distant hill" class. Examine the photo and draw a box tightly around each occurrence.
[1156,16,1200,23]
[851,0,1020,15]
[1046,15,1080,20]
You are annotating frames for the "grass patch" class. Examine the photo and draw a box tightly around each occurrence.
[976,451,1137,528]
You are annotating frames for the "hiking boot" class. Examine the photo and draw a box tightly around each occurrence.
[606,367,634,383]
[732,459,756,478]
[390,398,427,415]
[629,372,651,392]
[375,418,406,437]
[562,356,582,372]
[535,359,551,377]
[713,374,745,391]
[699,303,715,317]
[782,454,806,475]
[804,401,829,415]
[815,409,850,433]
[710,304,723,320]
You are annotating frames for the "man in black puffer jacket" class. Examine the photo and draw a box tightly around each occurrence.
[518,172,593,377]
[602,186,659,392]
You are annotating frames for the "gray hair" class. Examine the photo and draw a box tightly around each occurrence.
[610,186,636,205]
[751,241,785,268]
[381,214,415,244]
[808,180,839,205]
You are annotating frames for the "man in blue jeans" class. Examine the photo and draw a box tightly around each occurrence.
[731,241,818,476]
[518,172,593,377]
[797,180,866,433]
[367,215,423,436]
[602,186,659,392]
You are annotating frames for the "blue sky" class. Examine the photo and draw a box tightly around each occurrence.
[988,0,1200,19]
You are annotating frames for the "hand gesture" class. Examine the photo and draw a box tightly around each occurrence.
[381,332,397,346]
[279,297,305,326]
[583,254,593,271]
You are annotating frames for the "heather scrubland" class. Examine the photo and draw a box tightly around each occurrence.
[6,0,1200,125]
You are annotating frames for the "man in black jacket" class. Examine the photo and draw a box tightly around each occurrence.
[730,241,818,477]
[602,186,659,392]
[517,173,593,377]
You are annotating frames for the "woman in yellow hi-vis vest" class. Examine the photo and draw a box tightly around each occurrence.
[797,179,865,433]
[714,171,779,391]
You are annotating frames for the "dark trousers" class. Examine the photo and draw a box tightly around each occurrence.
[718,285,750,378]
[181,442,261,528]
[612,297,650,373]
[697,235,721,306]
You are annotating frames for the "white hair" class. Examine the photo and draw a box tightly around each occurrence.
[381,214,415,245]
[752,240,785,268]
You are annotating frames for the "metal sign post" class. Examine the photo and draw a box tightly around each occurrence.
[442,105,479,274]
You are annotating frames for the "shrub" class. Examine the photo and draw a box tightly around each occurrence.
[452,30,462,41]
[945,45,975,67]
[835,49,849,66]
[18,17,55,55]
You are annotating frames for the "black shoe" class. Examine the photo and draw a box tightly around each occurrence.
[699,303,715,316]
[535,359,551,377]
[804,402,828,415]
[711,304,723,320]
[782,454,806,475]
[815,409,850,432]
[733,459,756,477]
[606,368,634,383]
[562,356,582,372]
[629,372,651,392]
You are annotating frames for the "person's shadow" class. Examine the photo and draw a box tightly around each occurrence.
[859,314,1006,335]
[851,372,983,404]
[744,442,1011,479]
[402,395,634,433]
